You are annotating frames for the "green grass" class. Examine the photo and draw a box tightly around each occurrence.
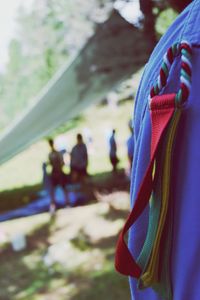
[0,99,134,212]
[0,168,129,213]
[0,184,42,213]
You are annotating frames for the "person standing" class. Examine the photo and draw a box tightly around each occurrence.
[109,129,119,172]
[48,138,67,214]
[70,133,88,180]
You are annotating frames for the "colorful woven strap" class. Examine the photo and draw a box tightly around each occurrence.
[137,111,182,300]
[150,41,192,106]
[115,41,192,281]
[115,93,177,277]
[139,110,181,289]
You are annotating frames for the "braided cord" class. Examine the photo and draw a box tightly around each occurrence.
[150,41,192,106]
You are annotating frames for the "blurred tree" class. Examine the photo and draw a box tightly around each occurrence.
[0,0,176,130]
[139,0,171,46]
[0,0,111,128]
[140,0,156,46]
[156,7,177,36]
[139,0,189,44]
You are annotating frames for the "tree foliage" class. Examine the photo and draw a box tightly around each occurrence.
[0,0,176,131]
[0,0,112,130]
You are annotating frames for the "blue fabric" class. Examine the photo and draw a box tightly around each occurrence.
[0,186,87,222]
[109,134,117,157]
[129,1,200,299]
[127,134,134,158]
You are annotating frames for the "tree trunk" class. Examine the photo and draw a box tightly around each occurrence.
[140,0,157,47]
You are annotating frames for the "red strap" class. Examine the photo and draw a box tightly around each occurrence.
[115,94,176,277]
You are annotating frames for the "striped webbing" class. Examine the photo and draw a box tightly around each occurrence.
[115,41,192,297]
[150,41,192,106]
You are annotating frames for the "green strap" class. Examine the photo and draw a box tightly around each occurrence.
[137,157,163,275]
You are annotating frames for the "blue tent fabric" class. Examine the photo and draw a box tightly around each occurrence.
[129,1,200,299]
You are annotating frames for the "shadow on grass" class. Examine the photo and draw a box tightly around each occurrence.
[0,214,129,299]
[0,219,57,300]
[92,234,118,251]
[26,218,56,250]
[65,226,130,300]
[0,169,129,214]
[100,204,129,221]
[0,184,42,213]
[0,191,130,300]
[70,229,93,252]
[68,263,130,300]
[91,169,129,191]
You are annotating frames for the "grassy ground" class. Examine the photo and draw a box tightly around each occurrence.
[0,100,134,212]
[0,191,130,300]
[0,168,129,213]
[0,98,134,300]
[0,100,133,192]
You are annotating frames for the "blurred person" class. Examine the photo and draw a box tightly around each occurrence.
[67,171,87,207]
[109,129,119,172]
[42,162,51,193]
[48,138,68,214]
[126,121,134,175]
[115,1,200,300]
[70,133,88,180]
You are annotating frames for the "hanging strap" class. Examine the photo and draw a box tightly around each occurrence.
[115,40,192,279]
[140,108,182,287]
[115,93,176,277]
